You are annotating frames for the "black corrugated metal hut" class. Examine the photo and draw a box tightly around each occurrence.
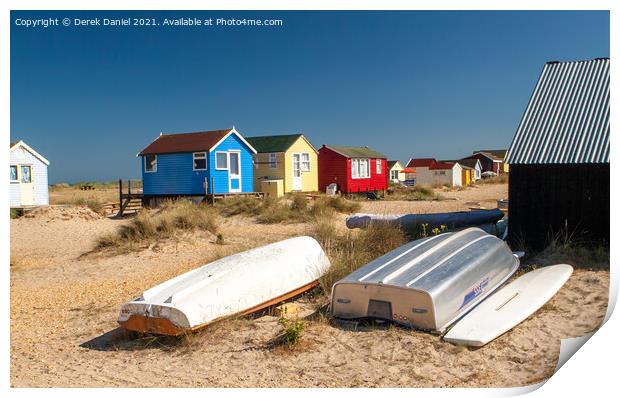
[505,58,610,250]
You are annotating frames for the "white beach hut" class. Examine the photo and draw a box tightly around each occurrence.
[10,140,50,207]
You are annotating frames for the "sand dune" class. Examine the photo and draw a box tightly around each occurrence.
[10,185,608,387]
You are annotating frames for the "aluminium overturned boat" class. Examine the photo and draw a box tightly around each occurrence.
[118,236,331,335]
[330,227,520,333]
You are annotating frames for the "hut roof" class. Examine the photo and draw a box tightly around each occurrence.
[324,145,387,159]
[139,128,257,155]
[505,58,609,165]
[246,134,316,153]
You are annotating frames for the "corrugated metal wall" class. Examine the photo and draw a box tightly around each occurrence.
[506,58,610,165]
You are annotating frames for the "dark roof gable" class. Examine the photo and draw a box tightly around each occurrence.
[139,128,243,155]
[324,145,387,159]
[246,134,316,153]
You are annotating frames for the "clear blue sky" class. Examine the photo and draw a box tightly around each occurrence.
[10,10,609,183]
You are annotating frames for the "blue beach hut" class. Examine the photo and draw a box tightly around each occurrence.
[138,128,257,203]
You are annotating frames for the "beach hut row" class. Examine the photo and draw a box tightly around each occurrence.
[387,150,509,188]
[137,128,389,203]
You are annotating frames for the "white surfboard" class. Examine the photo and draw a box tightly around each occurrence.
[443,264,573,347]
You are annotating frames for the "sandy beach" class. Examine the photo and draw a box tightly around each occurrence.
[10,184,609,387]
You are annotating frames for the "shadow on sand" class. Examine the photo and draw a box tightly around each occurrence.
[80,327,185,352]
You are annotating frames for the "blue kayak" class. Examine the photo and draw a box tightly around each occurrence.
[346,208,505,233]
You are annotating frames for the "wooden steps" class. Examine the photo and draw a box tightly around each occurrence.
[102,199,142,217]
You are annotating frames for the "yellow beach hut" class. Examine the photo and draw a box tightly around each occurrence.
[246,134,318,196]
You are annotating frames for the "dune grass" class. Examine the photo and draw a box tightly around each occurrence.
[385,185,444,201]
[477,174,509,184]
[49,185,118,214]
[97,201,219,250]
[215,194,361,224]
[311,214,407,295]
[531,236,609,271]
[10,208,22,219]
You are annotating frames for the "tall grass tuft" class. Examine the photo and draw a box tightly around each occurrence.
[312,215,407,295]
[215,196,263,217]
[528,228,610,270]
[312,196,361,214]
[72,198,105,215]
[10,208,22,219]
[97,201,219,250]
[215,194,361,224]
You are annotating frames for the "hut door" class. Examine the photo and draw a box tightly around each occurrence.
[292,153,302,191]
[19,165,35,205]
[228,151,242,192]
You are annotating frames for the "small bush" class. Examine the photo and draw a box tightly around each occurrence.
[10,209,22,219]
[278,317,304,346]
[97,201,218,250]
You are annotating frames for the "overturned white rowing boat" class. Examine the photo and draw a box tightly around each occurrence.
[118,236,331,335]
[331,227,520,332]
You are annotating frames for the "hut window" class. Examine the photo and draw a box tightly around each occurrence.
[216,152,228,170]
[376,159,382,174]
[391,170,399,180]
[10,165,18,182]
[301,153,310,171]
[193,152,207,171]
[145,155,157,172]
[352,159,370,179]
[20,166,31,183]
[269,153,277,169]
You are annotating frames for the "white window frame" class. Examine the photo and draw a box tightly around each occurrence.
[376,159,382,174]
[215,151,229,170]
[193,152,207,171]
[20,165,32,183]
[10,165,18,183]
[391,169,399,180]
[268,153,277,169]
[301,153,310,172]
[351,158,370,179]
[144,154,157,173]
